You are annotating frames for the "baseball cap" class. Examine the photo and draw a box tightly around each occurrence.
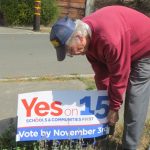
[50,16,76,61]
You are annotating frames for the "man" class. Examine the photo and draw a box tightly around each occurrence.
[50,6,150,150]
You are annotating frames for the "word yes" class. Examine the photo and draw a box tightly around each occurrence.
[22,97,62,117]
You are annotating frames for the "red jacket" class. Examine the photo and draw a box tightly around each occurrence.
[83,6,150,111]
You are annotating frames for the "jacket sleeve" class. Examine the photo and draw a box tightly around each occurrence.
[86,55,109,90]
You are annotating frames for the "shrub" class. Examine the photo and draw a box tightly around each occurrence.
[0,0,59,26]
[41,0,59,26]
[94,0,150,17]
[15,0,34,25]
[126,0,150,16]
[0,0,33,25]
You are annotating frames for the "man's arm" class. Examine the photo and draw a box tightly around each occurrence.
[105,46,131,111]
[86,55,110,90]
[86,55,119,126]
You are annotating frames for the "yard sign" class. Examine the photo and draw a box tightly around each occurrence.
[16,90,109,141]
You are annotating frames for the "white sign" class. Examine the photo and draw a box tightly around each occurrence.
[16,90,109,141]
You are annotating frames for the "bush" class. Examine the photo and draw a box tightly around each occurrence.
[41,0,59,26]
[0,0,59,26]
[0,0,34,25]
[94,0,120,9]
[125,0,150,16]
[94,0,150,17]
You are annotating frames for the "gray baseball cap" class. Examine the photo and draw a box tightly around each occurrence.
[50,17,76,61]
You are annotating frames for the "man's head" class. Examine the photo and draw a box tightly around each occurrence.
[50,17,90,61]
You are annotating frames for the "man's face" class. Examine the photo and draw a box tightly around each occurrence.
[66,35,88,56]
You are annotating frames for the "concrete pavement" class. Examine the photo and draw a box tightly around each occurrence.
[0,26,50,34]
[0,27,93,78]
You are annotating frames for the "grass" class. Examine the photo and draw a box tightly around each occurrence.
[139,120,150,150]
[0,75,96,90]
[77,76,96,90]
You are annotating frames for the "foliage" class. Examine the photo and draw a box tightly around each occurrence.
[0,118,39,149]
[94,0,121,9]
[124,0,150,16]
[0,119,16,148]
[94,0,150,16]
[77,76,96,90]
[0,0,34,25]
[41,0,59,26]
[0,0,59,26]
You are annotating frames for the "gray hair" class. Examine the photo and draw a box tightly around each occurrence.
[66,19,89,46]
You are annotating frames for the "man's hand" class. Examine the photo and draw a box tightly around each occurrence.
[107,109,119,126]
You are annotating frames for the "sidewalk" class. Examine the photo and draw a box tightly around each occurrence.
[0,26,50,34]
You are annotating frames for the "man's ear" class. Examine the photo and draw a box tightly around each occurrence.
[76,34,84,43]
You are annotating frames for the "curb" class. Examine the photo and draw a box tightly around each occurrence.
[0,74,95,82]
[0,26,50,34]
